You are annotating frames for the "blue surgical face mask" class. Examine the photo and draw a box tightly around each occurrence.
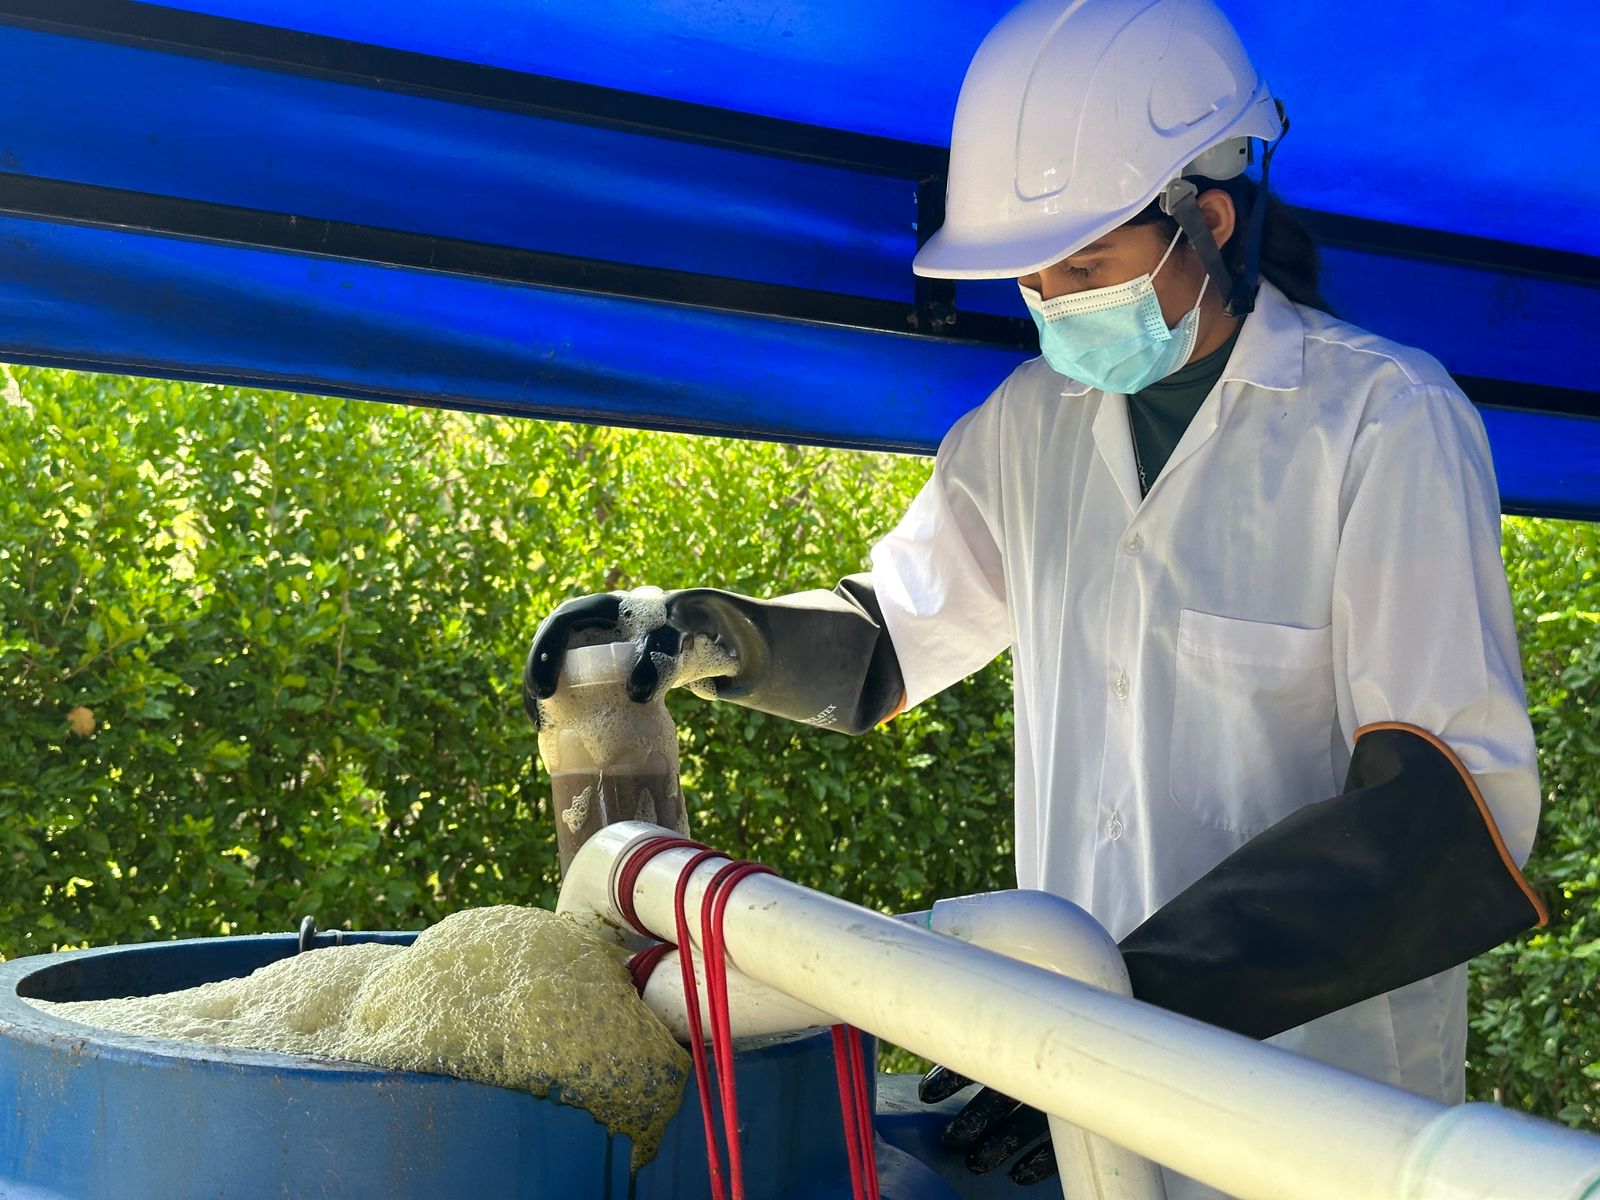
[1018,229,1207,394]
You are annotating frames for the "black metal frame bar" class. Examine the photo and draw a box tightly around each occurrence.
[4,173,1595,425]
[0,0,974,329]
[1,0,1596,430]
[913,177,958,334]
[0,0,947,179]
[1452,379,1600,422]
[1298,212,1600,290]
[0,173,1035,350]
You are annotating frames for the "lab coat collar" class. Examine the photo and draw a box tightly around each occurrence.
[1217,278,1304,394]
[1091,392,1142,511]
[1083,281,1306,511]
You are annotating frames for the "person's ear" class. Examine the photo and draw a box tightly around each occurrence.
[1196,189,1237,249]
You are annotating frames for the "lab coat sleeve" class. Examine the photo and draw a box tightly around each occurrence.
[1118,382,1547,1041]
[1331,382,1540,865]
[868,393,1012,711]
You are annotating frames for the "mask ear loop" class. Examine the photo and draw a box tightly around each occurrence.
[1150,225,1185,278]
[1151,227,1208,344]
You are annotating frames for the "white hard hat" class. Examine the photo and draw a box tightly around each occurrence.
[914,0,1285,280]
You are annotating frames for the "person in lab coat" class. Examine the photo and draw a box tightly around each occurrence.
[526,0,1546,1191]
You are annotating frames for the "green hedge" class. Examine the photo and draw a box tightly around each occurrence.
[1467,517,1600,1124]
[0,366,1012,955]
[0,366,1593,1126]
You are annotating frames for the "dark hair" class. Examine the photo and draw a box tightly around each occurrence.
[1127,174,1333,314]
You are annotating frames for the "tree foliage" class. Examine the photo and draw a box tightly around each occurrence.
[1,366,1593,1126]
[1467,517,1600,1125]
[0,367,1011,961]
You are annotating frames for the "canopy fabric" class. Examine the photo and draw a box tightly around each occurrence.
[1,0,1597,518]
[128,0,1600,258]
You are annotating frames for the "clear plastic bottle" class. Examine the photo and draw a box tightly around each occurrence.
[538,642,688,874]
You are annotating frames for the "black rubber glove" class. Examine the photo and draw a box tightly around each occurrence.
[918,1066,1055,1186]
[1119,722,1546,1039]
[524,576,905,735]
[922,723,1545,1184]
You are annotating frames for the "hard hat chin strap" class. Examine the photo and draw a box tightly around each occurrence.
[1160,178,1239,311]
[1158,102,1290,318]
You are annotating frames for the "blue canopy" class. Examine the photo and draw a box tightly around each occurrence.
[2,1,1597,517]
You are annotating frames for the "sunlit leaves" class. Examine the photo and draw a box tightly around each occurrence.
[1466,517,1600,1128]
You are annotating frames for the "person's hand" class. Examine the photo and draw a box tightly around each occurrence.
[919,1064,1057,1186]
[525,578,904,735]
[523,588,743,728]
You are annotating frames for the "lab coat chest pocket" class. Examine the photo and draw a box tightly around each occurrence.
[1171,609,1336,836]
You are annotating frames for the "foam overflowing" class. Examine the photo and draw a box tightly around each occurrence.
[617,587,739,696]
[30,907,689,1167]
[616,585,668,643]
[537,588,741,867]
[560,783,595,832]
[671,635,740,700]
[540,591,738,751]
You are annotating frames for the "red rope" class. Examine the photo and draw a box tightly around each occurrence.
[847,1028,879,1200]
[625,941,674,995]
[832,1026,869,1198]
[829,1024,880,1200]
[614,835,878,1200]
[672,847,730,1200]
[616,835,706,935]
[700,861,775,1200]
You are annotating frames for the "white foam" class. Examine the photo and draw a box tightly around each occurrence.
[670,633,738,695]
[560,784,594,832]
[535,588,737,854]
[616,585,667,643]
[30,907,689,1166]
[537,611,674,776]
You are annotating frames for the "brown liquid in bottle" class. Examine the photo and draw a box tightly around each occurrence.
[552,770,686,875]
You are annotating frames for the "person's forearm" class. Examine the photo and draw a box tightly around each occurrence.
[698,574,906,734]
[1118,723,1546,1040]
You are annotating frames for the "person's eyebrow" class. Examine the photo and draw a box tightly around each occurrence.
[1073,241,1110,255]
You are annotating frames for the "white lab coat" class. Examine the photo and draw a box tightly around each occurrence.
[869,279,1540,1198]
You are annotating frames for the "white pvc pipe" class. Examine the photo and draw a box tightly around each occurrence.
[558,829,836,1041]
[923,892,1165,1200]
[638,951,834,1042]
[562,824,1600,1200]
[924,890,1129,991]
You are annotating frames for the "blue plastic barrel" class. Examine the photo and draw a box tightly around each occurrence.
[0,932,974,1199]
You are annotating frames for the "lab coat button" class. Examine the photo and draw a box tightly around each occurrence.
[1105,815,1124,840]
[1123,534,1144,556]
[1112,673,1130,700]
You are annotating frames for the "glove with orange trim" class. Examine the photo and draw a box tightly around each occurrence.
[922,724,1546,1185]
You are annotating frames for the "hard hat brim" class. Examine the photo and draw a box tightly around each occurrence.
[911,202,1147,281]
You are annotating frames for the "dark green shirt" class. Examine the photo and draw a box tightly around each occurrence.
[1128,321,1244,496]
